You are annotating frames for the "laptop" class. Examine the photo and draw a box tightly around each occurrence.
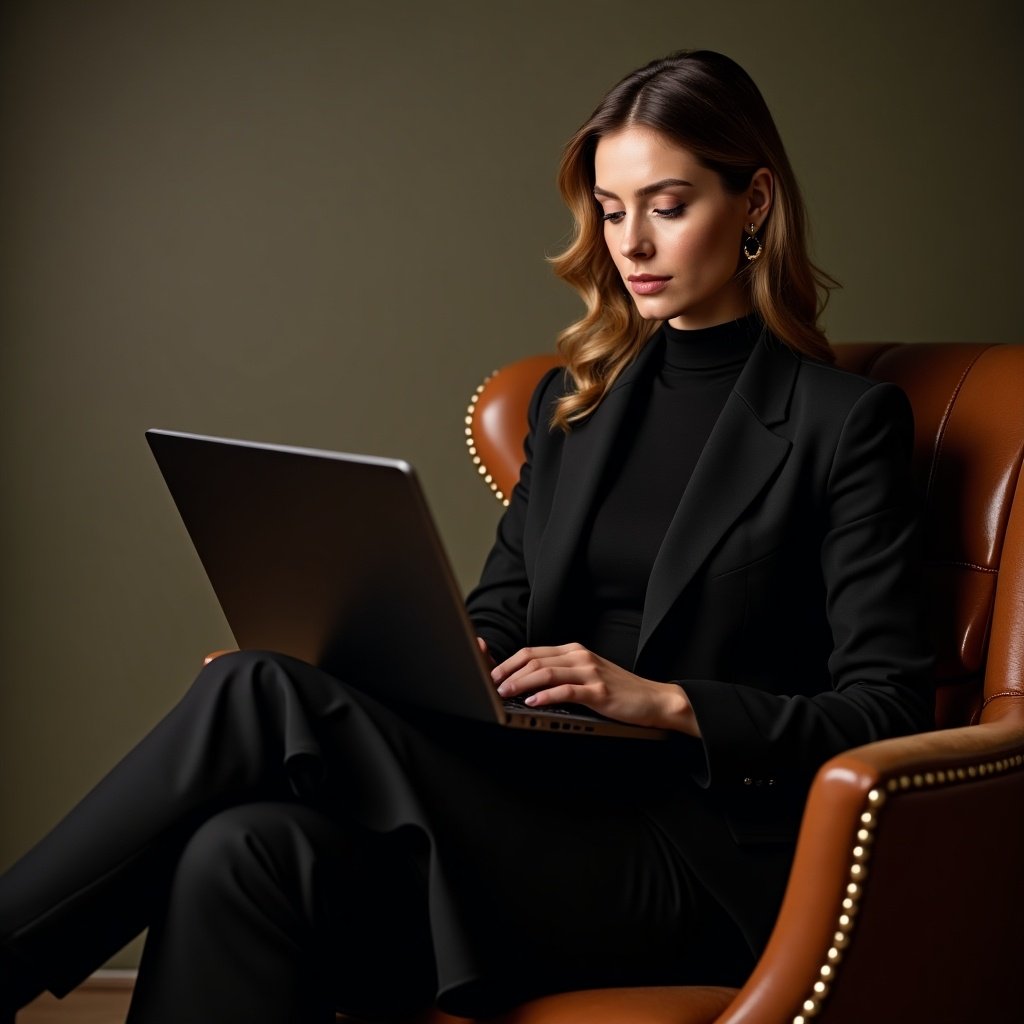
[146,429,667,741]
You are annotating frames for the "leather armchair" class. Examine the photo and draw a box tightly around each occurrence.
[435,342,1023,1024]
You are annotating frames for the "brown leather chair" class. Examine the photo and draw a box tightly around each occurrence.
[429,342,1023,1024]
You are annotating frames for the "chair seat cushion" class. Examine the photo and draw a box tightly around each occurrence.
[388,985,739,1024]
[491,986,739,1024]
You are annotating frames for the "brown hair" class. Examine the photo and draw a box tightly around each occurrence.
[550,50,836,429]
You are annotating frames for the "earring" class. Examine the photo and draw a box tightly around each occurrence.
[743,222,763,262]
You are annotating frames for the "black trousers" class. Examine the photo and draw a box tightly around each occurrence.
[0,651,754,1022]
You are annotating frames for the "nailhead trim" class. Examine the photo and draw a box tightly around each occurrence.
[465,371,510,507]
[790,750,1024,1023]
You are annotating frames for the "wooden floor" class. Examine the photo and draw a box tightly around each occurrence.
[18,973,134,1024]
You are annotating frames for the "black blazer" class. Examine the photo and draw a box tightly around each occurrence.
[467,331,934,842]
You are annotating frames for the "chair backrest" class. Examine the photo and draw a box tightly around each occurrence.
[465,342,1024,731]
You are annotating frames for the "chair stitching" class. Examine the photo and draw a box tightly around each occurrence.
[980,690,1024,712]
[926,560,998,574]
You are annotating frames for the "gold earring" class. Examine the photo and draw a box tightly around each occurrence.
[743,222,763,261]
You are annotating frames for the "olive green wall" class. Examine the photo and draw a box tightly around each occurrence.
[1,0,1020,969]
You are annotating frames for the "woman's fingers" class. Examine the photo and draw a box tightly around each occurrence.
[522,683,587,707]
[497,666,588,699]
[492,645,591,696]
[491,643,584,684]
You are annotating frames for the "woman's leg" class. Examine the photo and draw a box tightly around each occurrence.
[126,802,434,1024]
[1,646,767,1018]
[0,650,369,1008]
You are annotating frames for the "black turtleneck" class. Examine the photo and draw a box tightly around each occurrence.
[578,314,761,668]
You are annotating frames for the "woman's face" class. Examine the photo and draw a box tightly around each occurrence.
[593,126,770,330]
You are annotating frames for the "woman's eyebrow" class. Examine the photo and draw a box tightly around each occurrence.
[592,178,695,200]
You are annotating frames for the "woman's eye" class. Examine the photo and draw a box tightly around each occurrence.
[653,204,685,218]
[601,211,625,224]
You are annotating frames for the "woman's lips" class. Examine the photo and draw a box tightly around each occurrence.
[628,275,671,295]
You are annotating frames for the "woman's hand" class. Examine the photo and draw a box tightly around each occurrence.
[491,642,700,737]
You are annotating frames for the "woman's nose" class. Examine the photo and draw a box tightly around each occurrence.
[619,219,652,260]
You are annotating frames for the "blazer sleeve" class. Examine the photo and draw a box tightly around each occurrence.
[464,368,561,665]
[681,382,935,793]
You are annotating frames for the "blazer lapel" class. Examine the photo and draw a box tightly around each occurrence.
[528,336,663,641]
[635,334,800,662]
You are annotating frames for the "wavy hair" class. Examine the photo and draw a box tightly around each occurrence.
[550,50,837,429]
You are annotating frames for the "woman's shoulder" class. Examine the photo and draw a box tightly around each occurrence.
[748,335,914,454]
[785,339,912,420]
[791,372,915,495]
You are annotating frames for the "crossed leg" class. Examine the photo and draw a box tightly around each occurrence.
[127,801,434,1024]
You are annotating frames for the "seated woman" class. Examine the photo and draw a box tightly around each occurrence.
[0,49,932,1024]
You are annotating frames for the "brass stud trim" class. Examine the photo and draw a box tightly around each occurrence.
[791,754,1024,1023]
[464,370,510,506]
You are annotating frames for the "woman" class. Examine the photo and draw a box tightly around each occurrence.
[0,50,932,1023]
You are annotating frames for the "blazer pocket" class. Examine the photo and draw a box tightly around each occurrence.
[708,543,783,581]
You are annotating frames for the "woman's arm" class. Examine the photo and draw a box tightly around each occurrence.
[681,382,934,787]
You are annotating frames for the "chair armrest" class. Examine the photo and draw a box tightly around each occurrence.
[716,709,1024,1024]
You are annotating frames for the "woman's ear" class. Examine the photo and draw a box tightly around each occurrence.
[746,168,773,227]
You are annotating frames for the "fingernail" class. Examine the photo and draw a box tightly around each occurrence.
[524,694,538,706]
[496,683,510,697]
